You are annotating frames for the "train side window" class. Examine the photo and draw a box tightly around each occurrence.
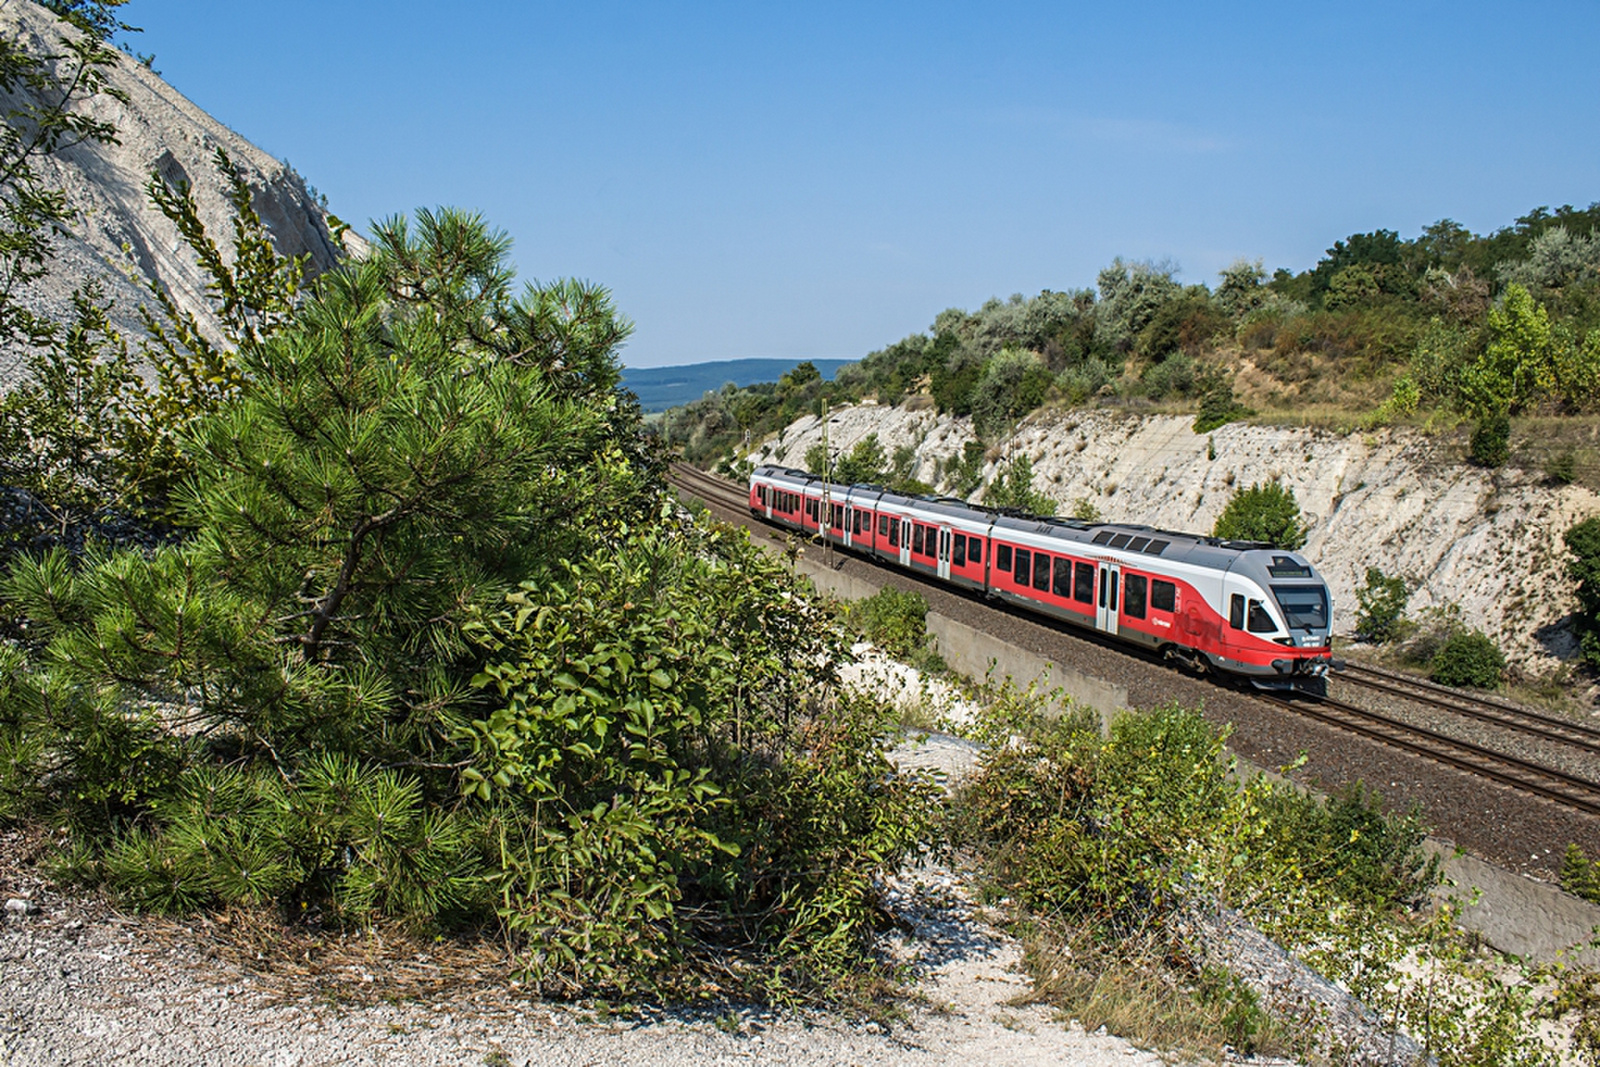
[853,510,863,534]
[1109,571,1119,611]
[1053,557,1072,598]
[1074,562,1094,604]
[1152,580,1176,613]
[1013,548,1030,584]
[1032,552,1050,591]
[1248,599,1276,633]
[953,534,966,567]
[969,539,982,565]
[996,544,1012,572]
[889,521,900,547]
[878,515,890,537]
[913,525,925,554]
[1229,594,1245,630]
[758,486,768,505]
[1124,574,1147,619]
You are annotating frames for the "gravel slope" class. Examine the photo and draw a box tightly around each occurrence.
[0,832,1223,1067]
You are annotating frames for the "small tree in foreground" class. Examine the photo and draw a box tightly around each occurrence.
[1212,480,1308,550]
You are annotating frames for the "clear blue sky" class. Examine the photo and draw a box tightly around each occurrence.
[121,1,1600,368]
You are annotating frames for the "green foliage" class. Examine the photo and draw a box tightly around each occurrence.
[0,10,125,350]
[969,347,1051,434]
[1565,517,1600,671]
[1070,496,1102,522]
[833,433,888,484]
[0,207,938,1001]
[1429,629,1506,689]
[843,586,930,660]
[1192,379,1252,434]
[1211,480,1307,550]
[1462,284,1559,416]
[982,455,1056,515]
[1355,567,1410,644]
[1469,412,1512,468]
[1560,843,1600,903]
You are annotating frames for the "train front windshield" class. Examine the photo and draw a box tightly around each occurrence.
[1272,585,1329,631]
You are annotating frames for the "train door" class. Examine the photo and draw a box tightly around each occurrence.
[899,518,912,567]
[1096,561,1121,636]
[842,506,853,549]
[936,526,953,581]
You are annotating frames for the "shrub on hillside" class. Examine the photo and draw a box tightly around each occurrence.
[1567,517,1600,671]
[1429,629,1506,689]
[1469,412,1512,467]
[1212,480,1308,550]
[1355,567,1410,644]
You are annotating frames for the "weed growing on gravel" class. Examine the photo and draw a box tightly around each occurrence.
[948,686,1589,1064]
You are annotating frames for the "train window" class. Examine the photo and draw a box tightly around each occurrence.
[1032,552,1050,591]
[1074,562,1094,604]
[1145,540,1169,556]
[1109,534,1131,549]
[1229,594,1245,630]
[1272,585,1328,629]
[1109,571,1119,611]
[996,544,1012,572]
[879,515,890,537]
[853,510,863,534]
[807,500,817,521]
[759,486,768,505]
[1126,537,1149,553]
[1053,557,1072,598]
[1092,532,1113,546]
[953,534,966,567]
[1124,574,1147,619]
[1014,548,1031,584]
[1152,579,1176,612]
[913,525,925,554]
[1098,569,1107,608]
[889,521,899,547]
[1247,599,1276,634]
[969,538,982,565]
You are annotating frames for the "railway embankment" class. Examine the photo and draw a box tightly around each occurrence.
[756,404,1600,678]
[787,548,1600,969]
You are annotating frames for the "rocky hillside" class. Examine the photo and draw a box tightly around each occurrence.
[752,402,1599,677]
[0,0,352,388]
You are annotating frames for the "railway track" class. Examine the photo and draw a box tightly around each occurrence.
[1338,662,1600,756]
[668,462,1600,822]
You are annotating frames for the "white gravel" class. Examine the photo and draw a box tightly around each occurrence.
[1,862,1204,1066]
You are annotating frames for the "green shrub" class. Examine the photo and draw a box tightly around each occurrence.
[1355,567,1410,644]
[1212,480,1308,549]
[1430,629,1506,689]
[1469,413,1511,468]
[1192,381,1253,434]
[845,586,929,659]
[1567,517,1600,671]
[1560,843,1600,903]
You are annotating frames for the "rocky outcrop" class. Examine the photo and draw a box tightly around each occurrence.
[754,402,1600,675]
[0,0,354,388]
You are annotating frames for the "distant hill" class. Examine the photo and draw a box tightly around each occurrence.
[621,358,852,412]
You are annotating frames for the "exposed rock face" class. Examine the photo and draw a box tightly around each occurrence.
[0,0,354,388]
[755,402,1600,675]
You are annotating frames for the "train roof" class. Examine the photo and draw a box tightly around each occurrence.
[751,466,1307,571]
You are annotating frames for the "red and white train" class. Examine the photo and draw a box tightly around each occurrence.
[749,465,1334,690]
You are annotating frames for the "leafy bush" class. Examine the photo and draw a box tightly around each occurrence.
[1561,843,1600,903]
[983,455,1056,515]
[1469,412,1511,467]
[1430,629,1506,689]
[844,585,931,660]
[1566,517,1600,671]
[0,210,938,1001]
[1192,380,1253,434]
[1212,480,1308,549]
[1355,567,1410,643]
